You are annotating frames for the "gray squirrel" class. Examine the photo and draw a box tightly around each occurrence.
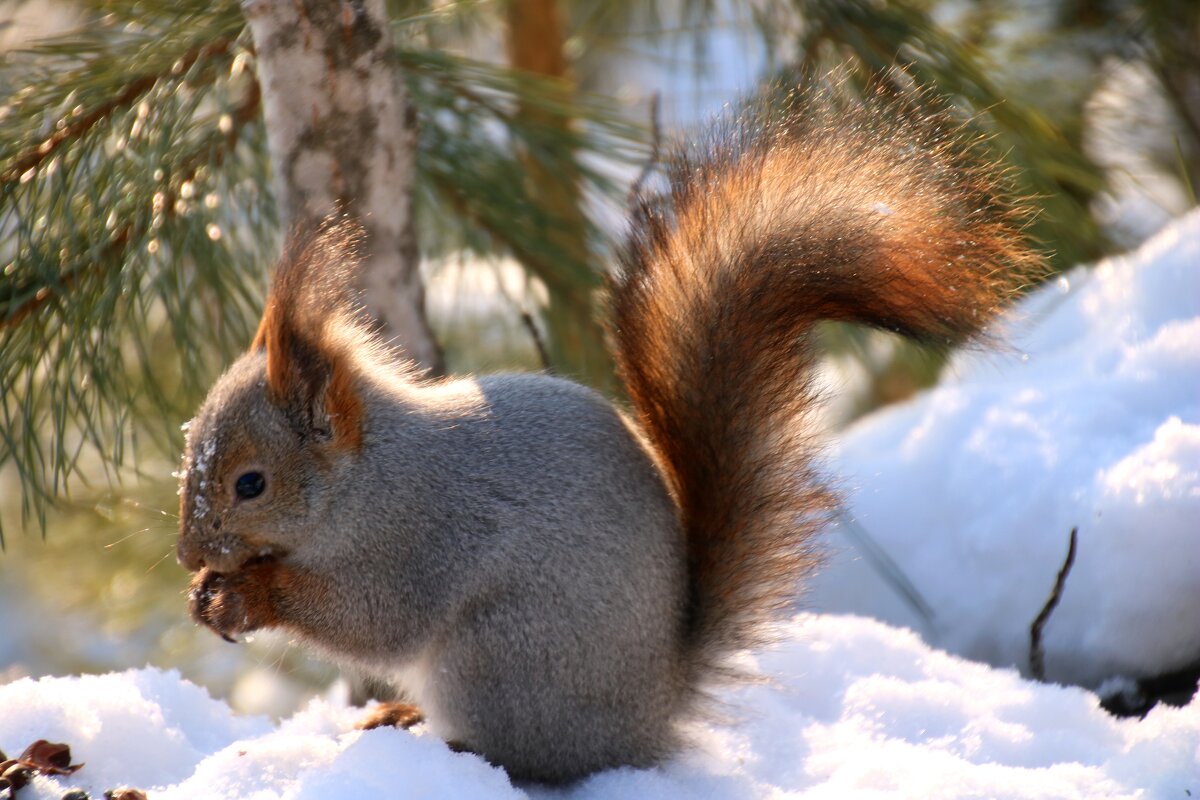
[176,81,1039,783]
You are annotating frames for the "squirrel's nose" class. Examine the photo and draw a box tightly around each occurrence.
[176,537,205,572]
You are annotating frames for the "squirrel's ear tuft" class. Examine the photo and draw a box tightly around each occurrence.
[253,218,366,451]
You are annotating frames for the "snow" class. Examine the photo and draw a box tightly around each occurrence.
[2,216,1197,796]
[2,615,1196,799]
[808,210,1200,689]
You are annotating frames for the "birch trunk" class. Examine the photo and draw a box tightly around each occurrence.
[240,0,442,372]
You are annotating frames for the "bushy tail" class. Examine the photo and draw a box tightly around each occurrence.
[609,81,1041,680]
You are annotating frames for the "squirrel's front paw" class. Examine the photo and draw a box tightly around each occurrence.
[188,561,279,642]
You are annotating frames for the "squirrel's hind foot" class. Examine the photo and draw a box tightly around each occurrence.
[357,702,425,731]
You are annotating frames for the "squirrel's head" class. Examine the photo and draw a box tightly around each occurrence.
[176,220,373,575]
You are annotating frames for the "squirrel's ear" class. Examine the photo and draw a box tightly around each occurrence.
[252,221,365,451]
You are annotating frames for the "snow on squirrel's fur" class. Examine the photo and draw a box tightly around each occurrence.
[1,213,1197,797]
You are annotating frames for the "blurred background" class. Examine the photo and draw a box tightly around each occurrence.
[0,0,1197,717]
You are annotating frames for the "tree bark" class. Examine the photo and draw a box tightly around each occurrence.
[506,0,616,393]
[240,0,442,372]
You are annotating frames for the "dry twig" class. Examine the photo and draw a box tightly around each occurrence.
[1030,526,1079,681]
[520,309,552,372]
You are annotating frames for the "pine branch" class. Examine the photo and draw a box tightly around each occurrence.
[0,38,234,188]
[399,46,646,288]
[0,3,271,540]
[0,2,648,539]
[1,73,261,329]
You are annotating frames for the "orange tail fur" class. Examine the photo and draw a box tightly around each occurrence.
[609,81,1042,679]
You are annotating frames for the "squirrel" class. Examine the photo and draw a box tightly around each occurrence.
[176,80,1039,783]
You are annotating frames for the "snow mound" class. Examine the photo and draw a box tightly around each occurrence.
[810,210,1200,688]
[1,615,1195,799]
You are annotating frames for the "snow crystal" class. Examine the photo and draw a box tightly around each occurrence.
[0,617,1193,799]
[183,434,219,519]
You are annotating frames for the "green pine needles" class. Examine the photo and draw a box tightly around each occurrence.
[0,0,646,541]
[0,1,269,540]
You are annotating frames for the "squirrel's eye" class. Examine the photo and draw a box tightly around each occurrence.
[235,471,266,500]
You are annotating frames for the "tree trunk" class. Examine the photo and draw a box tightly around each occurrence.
[506,0,616,393]
[240,0,442,372]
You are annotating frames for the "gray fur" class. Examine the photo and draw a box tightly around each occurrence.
[180,353,687,782]
[177,80,1037,784]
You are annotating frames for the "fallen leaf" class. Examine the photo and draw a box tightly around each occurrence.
[17,740,83,775]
